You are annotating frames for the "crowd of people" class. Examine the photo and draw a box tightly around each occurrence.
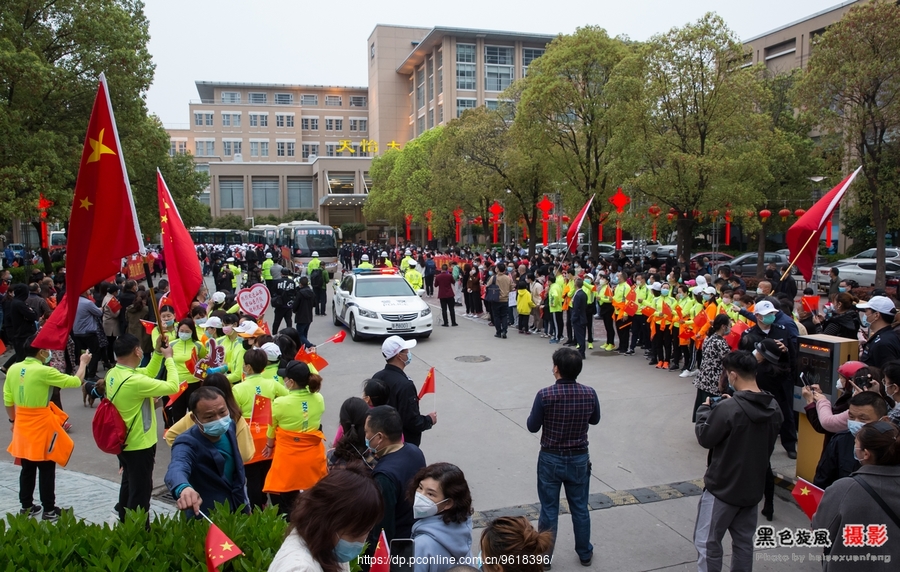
[4,237,900,571]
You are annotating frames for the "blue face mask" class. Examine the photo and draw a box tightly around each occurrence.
[838,287,848,293]
[201,416,231,438]
[661,289,670,296]
[860,312,869,328]
[761,314,777,326]
[334,538,365,562]
[405,351,413,366]
[848,419,864,436]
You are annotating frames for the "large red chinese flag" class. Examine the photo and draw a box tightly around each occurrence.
[157,170,202,320]
[791,477,824,520]
[786,167,861,281]
[418,367,435,400]
[205,522,243,572]
[33,74,143,350]
[370,529,391,572]
[566,195,595,254]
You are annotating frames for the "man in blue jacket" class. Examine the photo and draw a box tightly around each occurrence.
[165,387,248,517]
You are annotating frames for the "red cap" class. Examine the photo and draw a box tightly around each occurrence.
[838,361,866,379]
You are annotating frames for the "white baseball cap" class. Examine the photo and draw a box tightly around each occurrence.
[312,251,319,257]
[409,260,417,268]
[703,286,717,295]
[260,342,282,361]
[266,252,273,258]
[754,300,778,315]
[857,296,897,316]
[380,251,388,257]
[405,249,412,255]
[202,316,224,329]
[382,335,416,360]
[211,292,226,303]
[650,282,662,292]
[226,257,235,262]
[235,321,262,336]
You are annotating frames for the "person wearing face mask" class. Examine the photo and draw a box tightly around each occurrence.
[751,339,792,521]
[71,290,102,381]
[263,360,327,515]
[612,271,633,353]
[163,317,209,426]
[269,463,384,572]
[231,349,290,509]
[812,420,900,570]
[371,336,436,447]
[105,333,178,522]
[408,463,474,572]
[628,273,651,355]
[802,361,866,444]
[164,387,249,518]
[857,296,900,369]
[595,274,616,350]
[694,350,783,572]
[328,397,375,470]
[882,361,900,425]
[362,405,427,566]
[812,391,888,490]
[149,304,178,350]
[819,292,861,340]
[5,334,92,522]
[208,314,246,383]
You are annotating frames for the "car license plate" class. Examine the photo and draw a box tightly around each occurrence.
[390,322,411,330]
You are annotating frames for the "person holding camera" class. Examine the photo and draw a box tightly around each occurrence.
[694,350,783,572]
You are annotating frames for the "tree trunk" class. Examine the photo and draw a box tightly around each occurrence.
[756,223,767,279]
[30,221,53,274]
[527,218,538,258]
[874,200,887,289]
[676,217,694,263]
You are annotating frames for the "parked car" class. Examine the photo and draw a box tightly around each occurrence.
[834,248,900,266]
[690,252,735,273]
[727,252,797,277]
[774,249,830,267]
[818,261,900,289]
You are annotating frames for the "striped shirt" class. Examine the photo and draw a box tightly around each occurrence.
[527,380,600,450]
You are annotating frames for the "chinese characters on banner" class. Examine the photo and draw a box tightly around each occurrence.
[333,140,402,155]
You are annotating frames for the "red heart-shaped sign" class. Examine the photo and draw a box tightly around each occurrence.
[236,283,271,318]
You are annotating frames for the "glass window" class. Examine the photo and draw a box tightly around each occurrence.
[287,142,295,157]
[326,143,336,157]
[199,190,210,206]
[302,144,319,159]
[219,179,244,209]
[252,178,279,209]
[196,141,214,156]
[457,63,475,90]
[486,100,499,110]
[250,114,267,127]
[250,141,259,157]
[457,98,476,118]
[277,115,285,127]
[222,114,231,127]
[220,91,240,103]
[350,119,367,132]
[287,178,314,209]
[275,93,293,105]
[523,47,545,76]
[417,115,425,134]
[325,95,342,107]
[416,68,425,110]
[326,119,334,131]
[223,140,241,156]
[194,113,203,126]
[328,172,355,194]
[249,92,267,104]
[427,57,434,102]
[169,141,176,157]
[286,115,294,127]
[485,46,514,65]
[438,104,443,124]
[301,94,318,106]
[204,113,213,126]
[457,44,475,63]
[427,109,434,129]
[277,142,285,157]
[260,141,269,157]
[485,65,513,91]
[350,96,367,107]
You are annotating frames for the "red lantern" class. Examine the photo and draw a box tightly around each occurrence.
[669,207,677,215]
[405,214,413,241]
[666,213,675,222]
[794,209,806,218]
[537,195,554,245]
[778,208,791,222]
[709,209,720,218]
[489,201,504,243]
[648,205,661,217]
[759,209,772,223]
[561,215,570,224]
[453,207,464,243]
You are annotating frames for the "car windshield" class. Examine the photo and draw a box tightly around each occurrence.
[356,278,415,298]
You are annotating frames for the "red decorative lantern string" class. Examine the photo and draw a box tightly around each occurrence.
[778,208,791,222]
[648,205,661,241]
[608,187,631,249]
[537,195,554,246]
[453,207,464,243]
[794,208,806,218]
[405,214,412,241]
[425,210,433,241]
[759,209,772,223]
[724,210,732,246]
[489,201,504,244]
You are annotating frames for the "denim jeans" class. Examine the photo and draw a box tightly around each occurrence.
[537,451,593,561]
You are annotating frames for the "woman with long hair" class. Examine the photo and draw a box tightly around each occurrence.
[408,463,474,572]
[268,463,384,572]
[328,397,371,470]
[480,516,553,572]
[818,292,861,340]
[692,315,731,421]
[164,317,208,424]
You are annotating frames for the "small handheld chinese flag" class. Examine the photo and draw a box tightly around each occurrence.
[791,477,824,520]
[251,395,273,426]
[418,367,435,400]
[370,529,391,572]
[205,523,242,572]
[295,346,329,371]
[140,320,157,335]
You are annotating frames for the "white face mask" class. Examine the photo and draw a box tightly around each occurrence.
[413,491,450,519]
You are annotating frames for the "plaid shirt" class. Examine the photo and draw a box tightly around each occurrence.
[527,380,600,450]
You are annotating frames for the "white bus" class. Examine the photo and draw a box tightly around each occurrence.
[278,221,342,275]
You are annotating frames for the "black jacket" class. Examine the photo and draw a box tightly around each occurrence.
[7,286,38,341]
[813,430,859,490]
[571,289,587,325]
[695,390,783,506]
[860,326,900,370]
[272,277,297,310]
[293,285,316,324]
[821,311,860,340]
[371,363,433,446]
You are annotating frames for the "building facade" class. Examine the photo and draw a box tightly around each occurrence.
[165,25,554,235]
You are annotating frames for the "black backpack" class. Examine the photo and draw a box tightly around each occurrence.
[310,268,324,288]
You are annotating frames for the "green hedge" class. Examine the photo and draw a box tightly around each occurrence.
[0,505,367,571]
[7,261,65,284]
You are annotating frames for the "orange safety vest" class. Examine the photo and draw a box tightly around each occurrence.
[263,428,327,493]
[8,404,73,466]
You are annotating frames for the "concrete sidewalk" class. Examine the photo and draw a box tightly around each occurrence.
[0,460,175,525]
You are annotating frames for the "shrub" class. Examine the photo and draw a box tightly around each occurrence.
[7,261,65,284]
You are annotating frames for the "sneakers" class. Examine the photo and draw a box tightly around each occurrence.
[580,553,593,567]
[656,361,664,369]
[668,362,680,371]
[550,338,559,344]
[604,343,615,351]
[587,342,594,350]
[679,369,692,378]
[687,369,699,377]
[20,505,42,518]
[624,350,635,356]
[42,507,62,522]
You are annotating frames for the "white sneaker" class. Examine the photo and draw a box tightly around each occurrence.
[688,369,699,377]
[679,370,691,378]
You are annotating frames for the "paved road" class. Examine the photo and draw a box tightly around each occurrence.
[1,274,821,570]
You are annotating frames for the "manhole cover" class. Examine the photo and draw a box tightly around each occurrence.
[455,355,491,363]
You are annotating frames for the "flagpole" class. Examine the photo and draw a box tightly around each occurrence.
[780,230,818,282]
[143,258,167,346]
[196,509,215,526]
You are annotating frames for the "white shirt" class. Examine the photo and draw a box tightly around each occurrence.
[268,532,350,572]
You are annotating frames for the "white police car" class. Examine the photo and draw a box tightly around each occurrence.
[332,269,432,341]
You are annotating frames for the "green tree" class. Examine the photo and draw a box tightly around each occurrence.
[617,13,772,262]
[210,214,248,230]
[518,26,630,258]
[340,222,366,242]
[0,0,156,268]
[795,0,900,287]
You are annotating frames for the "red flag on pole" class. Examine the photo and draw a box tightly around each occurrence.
[370,529,391,572]
[565,195,595,254]
[157,170,202,321]
[791,477,825,520]
[418,367,435,400]
[33,74,143,350]
[295,346,329,371]
[786,167,861,281]
[205,522,243,571]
